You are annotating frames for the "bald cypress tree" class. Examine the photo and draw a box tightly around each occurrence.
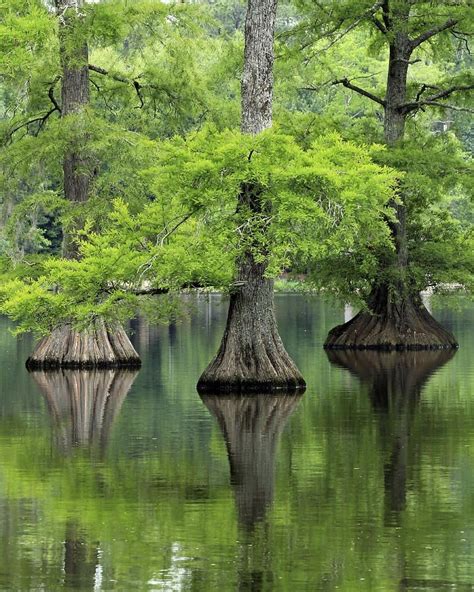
[197,0,306,392]
[26,0,140,369]
[296,0,472,350]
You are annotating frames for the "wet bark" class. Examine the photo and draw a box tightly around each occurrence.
[327,349,455,524]
[325,6,458,350]
[200,392,302,530]
[27,319,140,370]
[198,0,305,392]
[27,1,140,369]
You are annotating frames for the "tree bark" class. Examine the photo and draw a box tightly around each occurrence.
[197,0,305,392]
[325,6,458,350]
[26,1,140,369]
[57,0,91,259]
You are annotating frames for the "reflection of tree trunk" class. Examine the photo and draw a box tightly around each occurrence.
[64,521,99,590]
[31,369,137,455]
[200,393,302,531]
[326,350,455,524]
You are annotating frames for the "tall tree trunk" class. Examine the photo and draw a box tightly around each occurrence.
[197,0,305,392]
[26,1,140,369]
[325,26,458,351]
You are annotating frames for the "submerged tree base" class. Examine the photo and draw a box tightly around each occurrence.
[197,330,307,393]
[325,286,458,351]
[197,263,306,394]
[26,319,141,370]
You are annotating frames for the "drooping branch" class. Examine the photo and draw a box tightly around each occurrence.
[410,18,458,49]
[4,77,62,143]
[332,77,386,106]
[5,107,60,144]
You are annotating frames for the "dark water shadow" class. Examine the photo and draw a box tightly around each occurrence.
[326,349,455,525]
[30,369,138,456]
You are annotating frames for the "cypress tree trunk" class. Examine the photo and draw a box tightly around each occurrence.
[26,1,140,369]
[197,0,305,392]
[325,24,458,351]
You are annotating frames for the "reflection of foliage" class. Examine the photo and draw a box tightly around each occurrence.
[0,298,473,589]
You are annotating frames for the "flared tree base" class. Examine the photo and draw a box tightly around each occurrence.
[197,261,306,393]
[325,286,458,351]
[197,336,306,394]
[26,319,141,370]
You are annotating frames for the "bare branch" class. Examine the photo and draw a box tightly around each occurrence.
[410,18,458,49]
[48,85,61,113]
[401,84,474,113]
[371,16,387,34]
[303,1,383,62]
[332,77,386,106]
[422,101,474,114]
[5,106,59,144]
[88,63,178,106]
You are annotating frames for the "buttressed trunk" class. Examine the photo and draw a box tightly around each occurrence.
[325,27,457,351]
[197,0,305,392]
[26,1,140,369]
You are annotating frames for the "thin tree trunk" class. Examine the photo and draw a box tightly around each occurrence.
[26,1,140,369]
[325,17,458,351]
[197,0,305,392]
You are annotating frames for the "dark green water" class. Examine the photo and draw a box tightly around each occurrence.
[0,295,473,591]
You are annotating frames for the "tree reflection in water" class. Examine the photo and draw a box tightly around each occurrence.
[31,369,138,456]
[201,393,302,591]
[327,350,455,524]
[30,369,138,589]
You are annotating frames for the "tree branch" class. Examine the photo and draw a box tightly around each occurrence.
[410,18,458,49]
[48,85,61,113]
[422,102,474,114]
[401,84,474,112]
[332,77,386,106]
[371,16,387,34]
[88,63,178,105]
[5,107,60,144]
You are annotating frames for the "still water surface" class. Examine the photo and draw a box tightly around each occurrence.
[0,295,473,591]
